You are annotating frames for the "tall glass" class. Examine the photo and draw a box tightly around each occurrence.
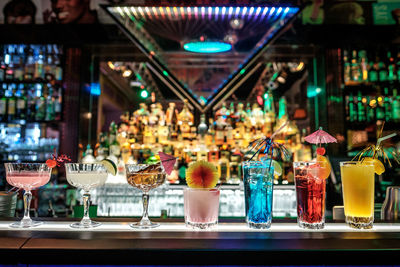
[125,164,166,229]
[5,163,52,228]
[340,161,375,229]
[242,159,274,229]
[65,163,108,228]
[294,161,326,229]
[184,188,220,229]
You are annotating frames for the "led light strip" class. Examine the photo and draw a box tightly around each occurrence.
[114,6,298,21]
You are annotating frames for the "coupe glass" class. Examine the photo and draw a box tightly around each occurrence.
[5,163,52,228]
[125,164,166,229]
[65,163,108,228]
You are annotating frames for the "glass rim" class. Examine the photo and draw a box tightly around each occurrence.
[340,161,374,166]
[4,163,50,166]
[184,187,220,192]
[64,163,104,166]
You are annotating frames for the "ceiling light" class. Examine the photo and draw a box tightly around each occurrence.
[183,41,232,53]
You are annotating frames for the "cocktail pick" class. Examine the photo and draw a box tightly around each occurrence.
[353,122,399,167]
[304,127,337,155]
[247,121,291,162]
[158,152,177,175]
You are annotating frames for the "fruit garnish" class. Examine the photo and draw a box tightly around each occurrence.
[46,149,71,168]
[186,161,219,189]
[101,159,117,176]
[362,157,385,175]
[316,147,326,156]
[316,154,332,179]
[46,159,57,168]
[272,160,282,176]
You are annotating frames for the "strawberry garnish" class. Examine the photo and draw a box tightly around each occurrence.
[46,159,57,168]
[46,148,71,168]
[316,147,326,156]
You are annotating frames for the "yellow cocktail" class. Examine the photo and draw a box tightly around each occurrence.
[340,161,375,229]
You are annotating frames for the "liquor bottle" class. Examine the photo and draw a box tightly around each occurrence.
[7,85,16,121]
[197,114,208,141]
[229,148,242,184]
[34,47,44,80]
[350,50,361,81]
[366,96,375,122]
[357,91,366,122]
[359,50,368,82]
[177,99,194,140]
[24,46,35,81]
[45,45,54,81]
[27,85,36,120]
[35,84,46,121]
[392,89,400,122]
[387,52,396,81]
[45,86,55,121]
[378,59,388,82]
[396,52,400,81]
[98,132,109,158]
[368,61,378,82]
[217,151,230,184]
[14,46,24,81]
[348,93,357,122]
[383,88,392,122]
[208,137,219,163]
[0,86,7,122]
[109,121,120,159]
[343,49,351,83]
[16,84,27,120]
[4,45,14,81]
[376,95,385,121]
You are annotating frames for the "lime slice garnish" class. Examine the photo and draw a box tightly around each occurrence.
[101,159,117,176]
[272,160,282,176]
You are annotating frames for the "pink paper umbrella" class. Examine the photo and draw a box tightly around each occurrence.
[158,152,177,175]
[304,127,337,145]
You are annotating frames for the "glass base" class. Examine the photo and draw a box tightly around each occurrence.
[298,220,324,230]
[10,220,42,228]
[247,220,271,229]
[185,220,218,230]
[130,222,160,229]
[70,220,101,229]
[346,215,373,229]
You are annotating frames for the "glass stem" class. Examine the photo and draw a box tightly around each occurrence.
[82,191,91,222]
[23,190,32,221]
[141,193,150,221]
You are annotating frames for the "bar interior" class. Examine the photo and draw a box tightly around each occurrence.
[0,0,399,265]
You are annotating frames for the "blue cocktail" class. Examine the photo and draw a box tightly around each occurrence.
[243,159,274,229]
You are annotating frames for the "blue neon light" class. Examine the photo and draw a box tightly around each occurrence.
[183,41,232,53]
[90,83,101,96]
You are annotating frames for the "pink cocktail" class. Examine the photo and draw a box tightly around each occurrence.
[5,163,52,228]
[184,188,220,229]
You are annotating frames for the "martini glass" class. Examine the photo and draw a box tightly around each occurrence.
[5,163,52,228]
[65,163,108,228]
[125,164,166,228]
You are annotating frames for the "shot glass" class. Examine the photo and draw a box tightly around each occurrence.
[242,159,274,229]
[294,161,326,229]
[340,161,375,229]
[183,188,220,230]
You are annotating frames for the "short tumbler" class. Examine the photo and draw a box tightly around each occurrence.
[183,188,220,230]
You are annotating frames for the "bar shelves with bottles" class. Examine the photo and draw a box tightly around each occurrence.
[341,46,400,199]
[0,44,64,163]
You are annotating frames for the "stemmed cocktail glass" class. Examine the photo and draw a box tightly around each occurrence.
[125,164,166,229]
[65,163,108,228]
[5,163,52,228]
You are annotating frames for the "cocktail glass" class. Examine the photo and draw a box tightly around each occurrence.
[125,164,166,228]
[65,163,108,228]
[183,188,220,229]
[340,161,375,229]
[294,161,326,229]
[242,159,274,229]
[5,163,52,228]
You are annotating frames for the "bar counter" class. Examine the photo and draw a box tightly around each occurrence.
[0,218,399,265]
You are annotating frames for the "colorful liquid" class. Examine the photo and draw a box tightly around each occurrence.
[243,161,274,229]
[6,172,51,191]
[295,171,326,228]
[184,188,220,229]
[66,172,108,191]
[340,162,375,228]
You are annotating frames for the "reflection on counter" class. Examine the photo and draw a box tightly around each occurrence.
[86,182,296,219]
